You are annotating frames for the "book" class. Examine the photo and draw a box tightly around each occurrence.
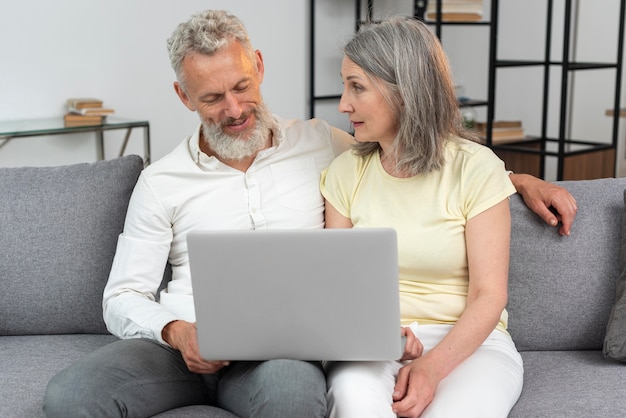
[475,120,522,130]
[66,97,114,116]
[68,107,115,116]
[425,0,483,21]
[63,113,105,127]
[65,98,103,109]
[475,120,526,144]
[426,12,482,21]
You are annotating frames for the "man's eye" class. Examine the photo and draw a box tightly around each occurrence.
[204,96,220,104]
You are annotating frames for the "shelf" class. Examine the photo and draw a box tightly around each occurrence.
[361,20,490,27]
[491,137,615,157]
[459,99,488,107]
[495,60,620,70]
[312,94,342,101]
[425,20,491,26]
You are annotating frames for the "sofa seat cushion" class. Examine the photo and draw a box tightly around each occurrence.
[0,335,239,418]
[0,334,119,418]
[509,350,626,418]
[0,155,144,335]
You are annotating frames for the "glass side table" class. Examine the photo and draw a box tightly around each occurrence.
[0,116,151,165]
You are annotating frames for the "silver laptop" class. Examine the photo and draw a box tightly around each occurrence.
[187,228,401,361]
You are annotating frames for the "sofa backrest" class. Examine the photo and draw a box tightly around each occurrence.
[507,177,626,351]
[0,155,143,336]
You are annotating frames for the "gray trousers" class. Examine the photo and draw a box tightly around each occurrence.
[43,338,327,418]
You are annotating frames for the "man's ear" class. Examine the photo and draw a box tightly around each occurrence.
[174,82,196,112]
[255,50,265,84]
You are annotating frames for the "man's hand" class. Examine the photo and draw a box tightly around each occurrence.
[162,320,230,374]
[509,173,578,236]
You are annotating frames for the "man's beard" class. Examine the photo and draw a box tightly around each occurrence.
[202,102,274,161]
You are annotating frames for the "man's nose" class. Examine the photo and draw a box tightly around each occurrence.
[223,92,243,119]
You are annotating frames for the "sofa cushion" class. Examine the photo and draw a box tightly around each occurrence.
[0,334,119,418]
[509,350,626,418]
[603,189,626,361]
[507,177,626,351]
[0,155,143,335]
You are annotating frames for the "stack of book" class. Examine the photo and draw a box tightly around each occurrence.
[475,120,526,144]
[425,0,484,22]
[64,98,115,127]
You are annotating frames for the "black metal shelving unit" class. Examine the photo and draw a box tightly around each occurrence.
[309,0,490,119]
[309,0,625,180]
[486,0,625,180]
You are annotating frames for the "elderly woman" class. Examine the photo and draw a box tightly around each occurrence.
[321,16,524,417]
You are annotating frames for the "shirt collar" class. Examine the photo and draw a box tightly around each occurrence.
[187,116,283,167]
[188,124,204,164]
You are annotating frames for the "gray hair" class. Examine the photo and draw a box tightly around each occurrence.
[167,10,256,88]
[344,16,475,175]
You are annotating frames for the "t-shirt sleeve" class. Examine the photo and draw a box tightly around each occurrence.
[319,150,357,219]
[462,145,517,220]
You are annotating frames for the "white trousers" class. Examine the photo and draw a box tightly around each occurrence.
[326,323,524,418]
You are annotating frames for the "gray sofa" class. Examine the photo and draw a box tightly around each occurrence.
[1,154,626,418]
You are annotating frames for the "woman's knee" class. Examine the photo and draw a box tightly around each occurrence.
[326,361,398,418]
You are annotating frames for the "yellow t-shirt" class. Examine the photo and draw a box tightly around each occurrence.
[320,138,517,333]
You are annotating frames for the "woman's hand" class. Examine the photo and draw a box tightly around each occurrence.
[509,173,578,236]
[399,326,423,361]
[392,356,441,417]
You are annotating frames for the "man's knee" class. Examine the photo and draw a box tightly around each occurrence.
[43,338,207,417]
[44,366,95,418]
[256,359,325,392]
[250,359,327,417]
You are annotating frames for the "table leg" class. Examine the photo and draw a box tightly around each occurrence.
[0,137,11,151]
[95,130,104,160]
[118,128,132,157]
[143,125,151,165]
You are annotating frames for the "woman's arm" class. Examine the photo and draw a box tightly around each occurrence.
[392,198,511,417]
[324,199,353,228]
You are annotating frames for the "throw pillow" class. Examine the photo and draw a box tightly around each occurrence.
[604,189,626,361]
[0,155,143,335]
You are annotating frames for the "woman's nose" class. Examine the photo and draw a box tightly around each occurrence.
[338,94,352,113]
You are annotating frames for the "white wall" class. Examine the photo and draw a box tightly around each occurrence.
[3,0,625,179]
[0,0,307,167]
